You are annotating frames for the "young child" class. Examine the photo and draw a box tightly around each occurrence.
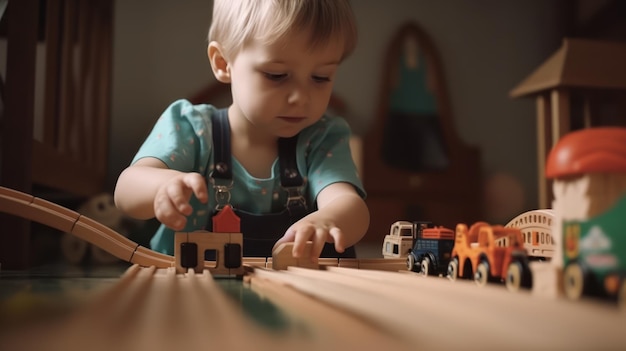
[114,0,369,260]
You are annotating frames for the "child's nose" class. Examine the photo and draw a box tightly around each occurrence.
[287,83,310,105]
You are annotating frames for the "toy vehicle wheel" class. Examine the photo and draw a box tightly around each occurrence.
[474,261,490,286]
[563,262,585,300]
[420,257,431,276]
[506,261,523,292]
[407,254,416,272]
[447,258,459,281]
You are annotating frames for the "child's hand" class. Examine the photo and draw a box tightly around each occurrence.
[153,172,208,231]
[274,219,347,261]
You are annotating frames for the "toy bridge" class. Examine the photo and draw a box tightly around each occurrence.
[0,186,405,273]
[0,186,205,271]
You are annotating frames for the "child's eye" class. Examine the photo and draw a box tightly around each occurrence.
[312,75,331,83]
[264,72,287,81]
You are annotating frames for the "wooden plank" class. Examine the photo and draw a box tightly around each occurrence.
[57,0,77,154]
[72,216,138,262]
[0,186,179,269]
[249,270,414,350]
[268,266,626,349]
[75,0,91,162]
[130,246,174,268]
[536,94,550,209]
[94,0,113,175]
[271,241,318,270]
[43,0,62,146]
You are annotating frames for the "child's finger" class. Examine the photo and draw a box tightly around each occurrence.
[166,183,193,216]
[183,173,208,203]
[329,227,345,253]
[154,196,187,231]
[292,226,315,258]
[310,227,327,260]
[272,227,296,253]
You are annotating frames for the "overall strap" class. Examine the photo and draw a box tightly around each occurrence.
[209,109,306,209]
[278,136,303,187]
[210,108,232,181]
[278,136,306,212]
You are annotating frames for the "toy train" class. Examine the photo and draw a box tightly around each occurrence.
[383,219,534,292]
[383,208,556,262]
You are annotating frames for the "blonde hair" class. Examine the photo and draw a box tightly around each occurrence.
[208,0,357,61]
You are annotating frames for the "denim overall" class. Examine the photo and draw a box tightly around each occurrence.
[207,108,356,258]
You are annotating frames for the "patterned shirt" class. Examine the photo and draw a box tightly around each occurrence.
[132,99,365,254]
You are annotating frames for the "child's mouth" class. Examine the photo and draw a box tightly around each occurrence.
[278,116,306,123]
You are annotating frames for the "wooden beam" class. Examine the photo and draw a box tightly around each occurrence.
[536,95,550,209]
[0,0,39,269]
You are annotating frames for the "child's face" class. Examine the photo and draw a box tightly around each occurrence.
[227,29,344,139]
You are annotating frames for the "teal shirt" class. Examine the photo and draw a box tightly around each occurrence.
[132,99,365,254]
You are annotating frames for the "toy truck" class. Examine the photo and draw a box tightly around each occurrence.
[382,221,422,259]
[406,223,455,276]
[447,222,532,292]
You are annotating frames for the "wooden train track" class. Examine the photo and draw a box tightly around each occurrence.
[2,262,625,350]
[0,265,414,351]
[0,186,407,273]
[0,186,176,268]
[2,186,625,349]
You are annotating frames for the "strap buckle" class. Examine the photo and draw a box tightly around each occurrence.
[285,186,306,209]
[210,178,233,210]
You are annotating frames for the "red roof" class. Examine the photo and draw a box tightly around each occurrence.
[546,127,626,178]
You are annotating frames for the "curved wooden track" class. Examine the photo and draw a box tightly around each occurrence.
[0,186,199,269]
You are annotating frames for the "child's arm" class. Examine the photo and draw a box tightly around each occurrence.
[114,157,208,231]
[274,182,370,259]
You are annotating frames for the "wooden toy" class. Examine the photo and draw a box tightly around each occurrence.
[382,220,456,277]
[405,222,454,276]
[505,208,555,260]
[271,241,319,271]
[0,186,408,275]
[447,222,532,292]
[546,126,626,306]
[0,186,236,275]
[381,220,418,259]
[174,231,244,276]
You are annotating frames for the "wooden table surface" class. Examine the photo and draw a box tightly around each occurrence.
[1,262,625,351]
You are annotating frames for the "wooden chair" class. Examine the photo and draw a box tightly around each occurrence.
[0,0,114,268]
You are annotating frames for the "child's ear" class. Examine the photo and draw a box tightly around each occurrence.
[207,42,231,83]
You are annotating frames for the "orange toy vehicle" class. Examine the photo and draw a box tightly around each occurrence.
[447,222,532,291]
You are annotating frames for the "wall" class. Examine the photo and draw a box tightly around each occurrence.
[109,0,565,223]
